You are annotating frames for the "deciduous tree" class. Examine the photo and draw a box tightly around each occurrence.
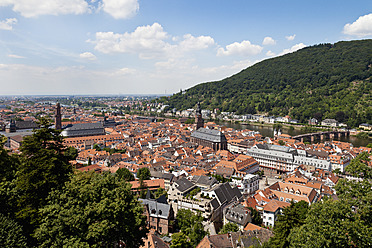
[35,172,148,248]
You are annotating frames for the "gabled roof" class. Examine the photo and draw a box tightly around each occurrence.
[214,183,242,207]
[191,175,218,187]
[263,199,291,213]
[139,198,171,219]
[174,177,195,193]
[191,128,227,143]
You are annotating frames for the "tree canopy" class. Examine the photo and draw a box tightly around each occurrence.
[116,167,135,181]
[219,222,239,234]
[176,209,208,246]
[137,167,151,181]
[35,172,148,248]
[15,118,74,244]
[163,40,372,127]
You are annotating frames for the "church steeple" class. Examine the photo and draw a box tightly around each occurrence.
[195,102,204,130]
[55,103,62,130]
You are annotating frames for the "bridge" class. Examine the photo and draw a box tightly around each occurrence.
[292,130,350,143]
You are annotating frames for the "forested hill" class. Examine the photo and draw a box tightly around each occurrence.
[162,39,372,127]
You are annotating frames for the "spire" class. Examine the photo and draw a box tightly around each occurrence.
[55,103,62,130]
[195,102,204,130]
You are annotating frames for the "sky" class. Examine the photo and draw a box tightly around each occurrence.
[1,0,372,96]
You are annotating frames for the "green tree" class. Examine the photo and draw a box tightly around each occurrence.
[154,187,167,199]
[278,140,285,146]
[65,146,78,161]
[344,152,371,179]
[268,201,309,248]
[35,172,148,248]
[116,167,135,181]
[15,118,74,243]
[137,167,151,181]
[0,135,19,182]
[219,222,239,234]
[93,144,101,151]
[247,207,263,226]
[176,209,207,246]
[288,198,371,248]
[170,232,191,248]
[0,213,27,248]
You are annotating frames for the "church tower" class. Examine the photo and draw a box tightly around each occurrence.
[195,102,204,130]
[55,103,62,130]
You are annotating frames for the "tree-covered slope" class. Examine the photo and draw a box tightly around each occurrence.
[163,39,372,127]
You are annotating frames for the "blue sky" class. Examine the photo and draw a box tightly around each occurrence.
[1,0,372,95]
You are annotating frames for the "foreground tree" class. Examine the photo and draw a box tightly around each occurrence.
[288,198,371,248]
[268,200,309,248]
[344,152,371,179]
[35,172,148,248]
[0,213,27,248]
[170,232,191,248]
[15,118,74,244]
[176,209,208,246]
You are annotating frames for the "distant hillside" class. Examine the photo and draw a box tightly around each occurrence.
[161,39,372,127]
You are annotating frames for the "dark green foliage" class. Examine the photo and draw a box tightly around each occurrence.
[263,154,372,248]
[93,143,101,151]
[154,187,167,199]
[219,222,239,234]
[184,118,195,124]
[176,209,208,246]
[0,213,27,248]
[344,152,371,179]
[137,167,151,181]
[15,118,74,243]
[288,197,371,248]
[247,207,263,226]
[268,201,309,248]
[165,40,372,127]
[65,146,78,160]
[35,172,148,248]
[0,136,19,182]
[170,232,191,248]
[116,167,135,181]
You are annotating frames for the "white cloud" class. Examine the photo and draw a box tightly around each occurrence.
[0,18,17,30]
[102,0,139,19]
[93,23,170,59]
[217,40,263,56]
[266,50,275,57]
[115,67,136,75]
[262,36,276,46]
[279,43,306,56]
[93,23,216,59]
[79,52,97,60]
[0,0,89,18]
[285,34,296,41]
[8,54,25,58]
[179,34,215,50]
[343,13,372,37]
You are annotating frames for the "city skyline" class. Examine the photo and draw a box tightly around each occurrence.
[1,0,372,95]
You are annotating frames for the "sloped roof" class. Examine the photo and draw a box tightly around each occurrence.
[191,128,227,143]
[174,177,195,193]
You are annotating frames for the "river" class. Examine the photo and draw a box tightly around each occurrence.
[218,122,371,148]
